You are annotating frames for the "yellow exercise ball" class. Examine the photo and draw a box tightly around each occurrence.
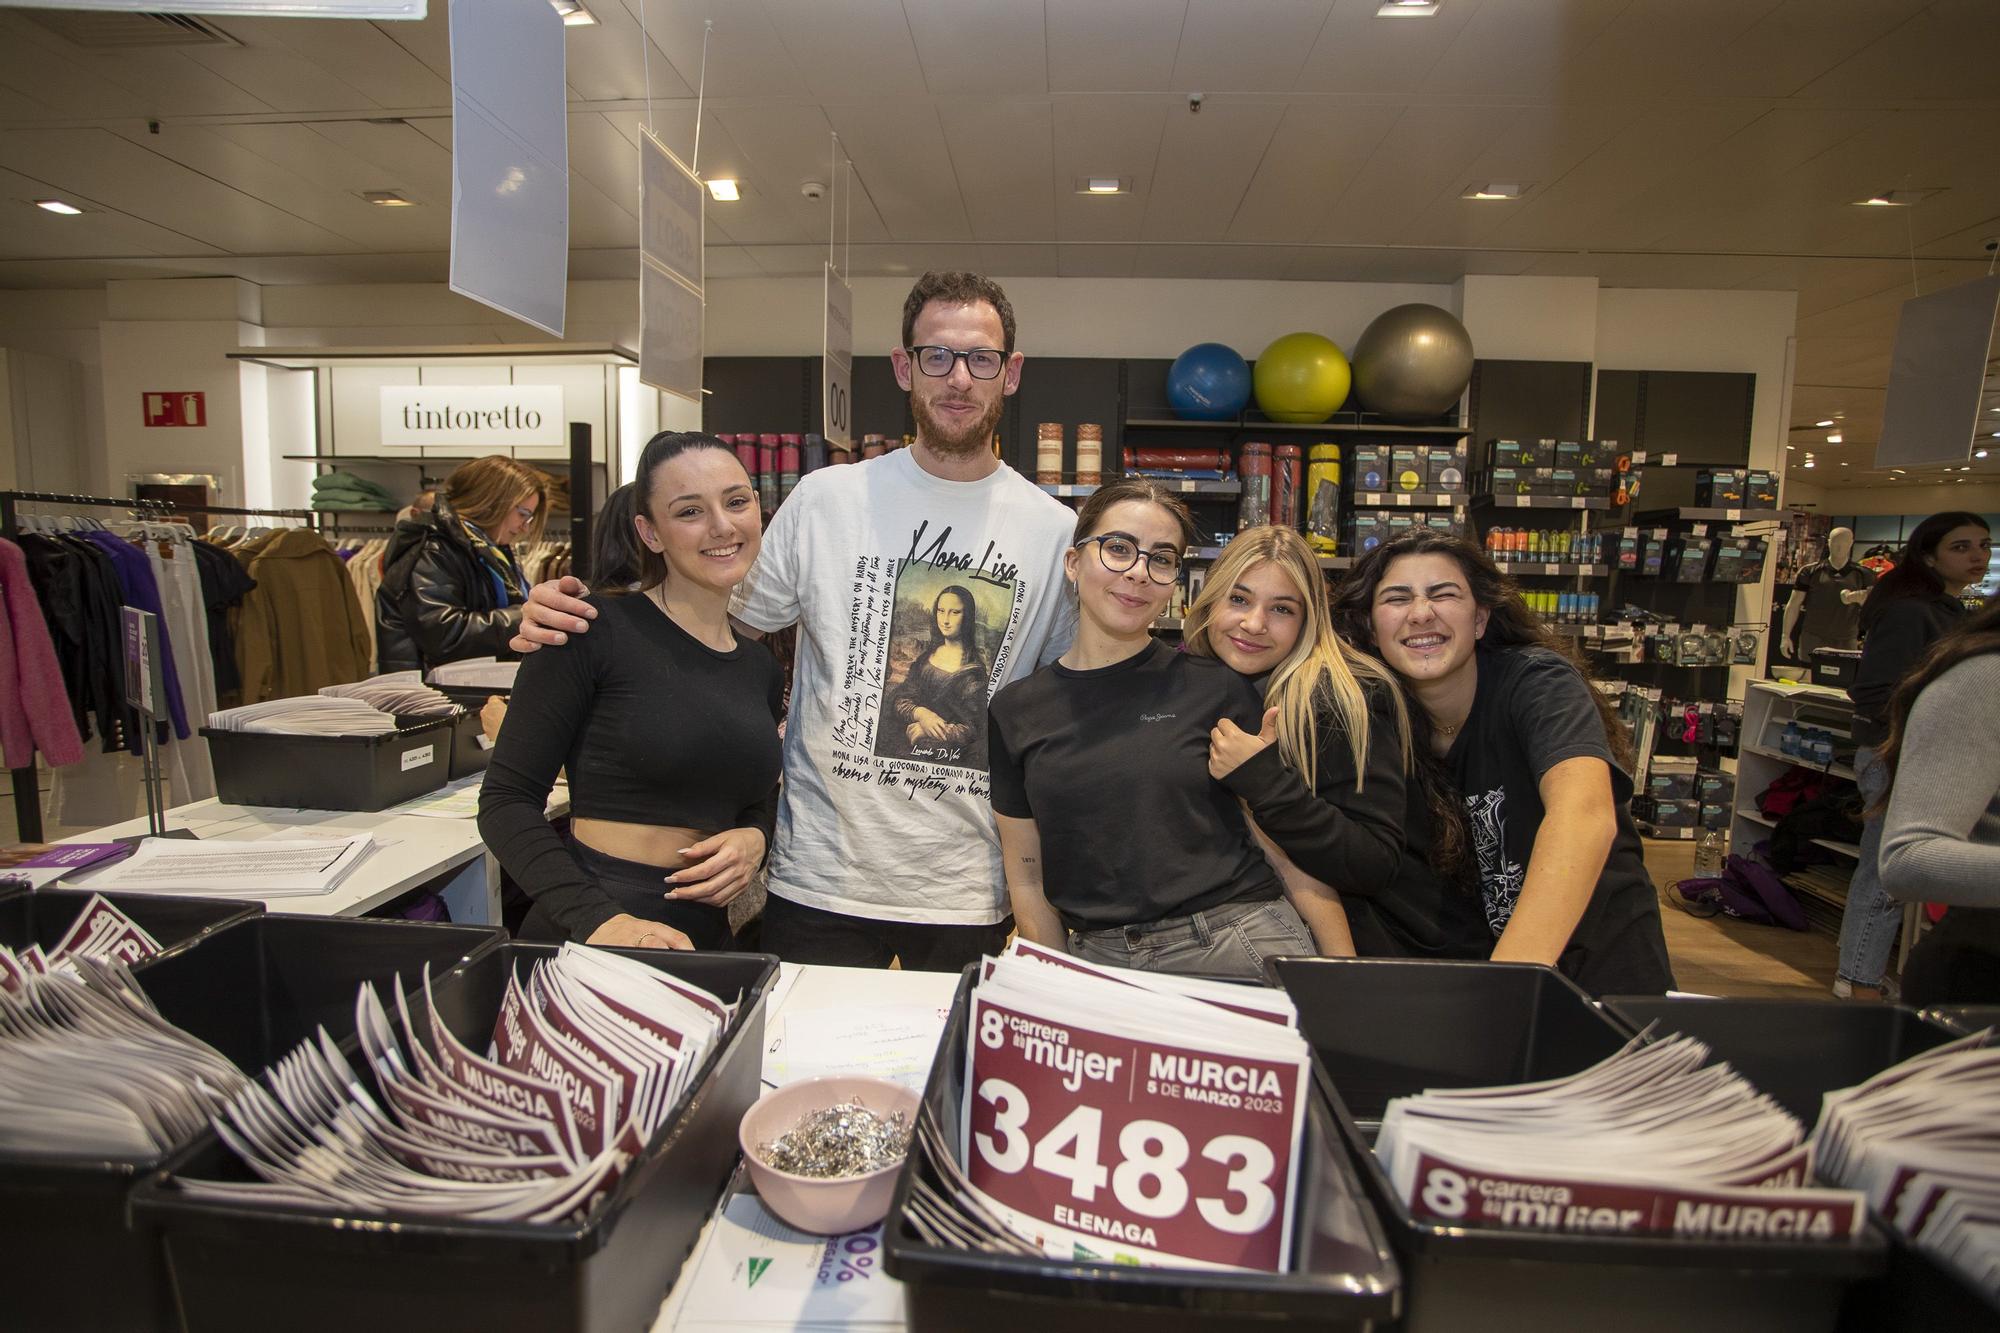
[1253,332,1351,423]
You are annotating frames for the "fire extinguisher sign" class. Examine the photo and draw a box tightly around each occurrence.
[142,392,206,428]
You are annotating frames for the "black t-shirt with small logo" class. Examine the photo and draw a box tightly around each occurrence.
[1444,646,1675,997]
[988,640,1282,930]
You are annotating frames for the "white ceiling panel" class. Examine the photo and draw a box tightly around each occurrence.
[1677,0,1930,99]
[1419,0,1628,97]
[827,100,971,242]
[937,99,1056,242]
[901,0,1048,96]
[1223,102,1401,245]
[979,242,1060,275]
[566,113,643,223]
[1046,0,1187,94]
[179,46,379,115]
[1058,244,1137,278]
[117,124,394,249]
[1142,99,1286,242]
[1798,0,2000,101]
[1310,103,1524,245]
[221,14,449,110]
[304,120,452,204]
[1402,102,1646,250]
[1559,0,1781,102]
[0,168,223,260]
[1050,97,1168,243]
[564,2,695,102]
[711,102,892,245]
[611,0,800,100]
[1171,0,1329,93]
[1203,244,1304,281]
[700,245,764,279]
[762,0,925,101]
[0,19,216,119]
[1293,0,1479,96]
[371,5,454,84]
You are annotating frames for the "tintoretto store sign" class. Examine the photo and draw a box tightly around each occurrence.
[379,385,565,450]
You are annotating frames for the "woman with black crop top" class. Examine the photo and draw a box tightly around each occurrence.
[478,432,782,950]
[987,480,1327,981]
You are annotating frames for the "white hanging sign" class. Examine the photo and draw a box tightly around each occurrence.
[823,263,852,448]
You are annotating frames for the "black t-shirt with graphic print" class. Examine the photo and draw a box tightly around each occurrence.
[1444,645,1674,996]
[988,639,1282,931]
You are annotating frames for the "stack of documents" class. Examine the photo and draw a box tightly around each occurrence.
[0,950,252,1157]
[321,673,457,716]
[908,940,1310,1272]
[427,657,520,691]
[1813,1032,2000,1296]
[81,834,376,898]
[175,944,739,1224]
[1376,1033,1867,1240]
[208,696,397,736]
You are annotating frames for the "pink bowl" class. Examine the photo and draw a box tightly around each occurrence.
[738,1075,921,1236]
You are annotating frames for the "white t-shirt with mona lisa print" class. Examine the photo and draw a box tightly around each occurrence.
[730,447,1077,925]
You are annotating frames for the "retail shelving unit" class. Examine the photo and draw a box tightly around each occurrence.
[1733,681,1862,938]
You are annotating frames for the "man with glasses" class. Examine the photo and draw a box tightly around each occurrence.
[511,272,1078,970]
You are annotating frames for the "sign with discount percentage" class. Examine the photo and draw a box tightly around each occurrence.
[961,992,1307,1271]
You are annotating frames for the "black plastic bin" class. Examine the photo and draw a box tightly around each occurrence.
[0,913,503,1333]
[882,967,1402,1332]
[441,706,492,779]
[0,885,260,965]
[1602,995,1998,1333]
[133,943,777,1333]
[201,714,453,811]
[1273,958,1887,1333]
[1921,1005,2000,1037]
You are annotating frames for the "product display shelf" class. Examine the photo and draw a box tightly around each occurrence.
[1042,478,1242,497]
[1349,489,1468,509]
[1634,820,1700,840]
[1124,414,1468,437]
[1186,544,1351,571]
[1476,493,1615,511]
[1732,681,1864,936]
[1631,506,1785,527]
[1496,561,1612,577]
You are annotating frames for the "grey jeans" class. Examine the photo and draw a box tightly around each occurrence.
[1067,898,1315,982]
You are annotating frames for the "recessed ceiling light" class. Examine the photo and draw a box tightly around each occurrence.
[1376,1,1440,15]
[359,190,415,207]
[1827,433,1842,444]
[1978,450,1990,459]
[1853,189,1942,207]
[1814,419,1835,428]
[1803,460,1815,468]
[1892,469,1908,475]
[549,0,596,23]
[1462,182,1528,201]
[33,199,83,215]
[1841,462,1848,466]
[705,178,740,202]
[1075,177,1128,195]
[1786,444,1795,451]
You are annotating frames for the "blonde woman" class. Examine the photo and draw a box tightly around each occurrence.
[378,455,548,673]
[1186,526,1489,960]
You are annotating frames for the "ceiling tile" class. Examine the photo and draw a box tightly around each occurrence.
[712,102,892,245]
[1058,244,1137,278]
[762,0,925,100]
[1310,102,1525,245]
[1046,0,1187,93]
[1293,0,1481,96]
[1142,99,1287,242]
[979,242,1060,276]
[936,99,1056,242]
[827,100,972,241]
[1051,96,1169,243]
[1223,102,1401,244]
[1679,0,1931,99]
[901,0,1048,96]
[1171,0,1331,92]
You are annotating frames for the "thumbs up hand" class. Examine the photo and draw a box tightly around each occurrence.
[1209,706,1281,780]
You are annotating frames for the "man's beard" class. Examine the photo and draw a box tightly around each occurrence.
[911,390,1003,458]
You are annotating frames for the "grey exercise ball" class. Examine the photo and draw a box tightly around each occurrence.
[1350,303,1475,421]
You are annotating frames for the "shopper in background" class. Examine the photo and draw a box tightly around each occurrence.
[988,482,1327,979]
[1876,597,2000,1002]
[510,272,1079,971]
[478,432,781,951]
[1330,531,1675,996]
[376,456,546,674]
[1836,511,1992,999]
[1188,526,1489,959]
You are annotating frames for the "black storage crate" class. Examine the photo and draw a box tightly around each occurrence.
[1274,958,1886,1333]
[0,885,259,965]
[0,914,503,1333]
[442,706,492,779]
[134,943,777,1333]
[1921,1005,2000,1037]
[882,968,1402,1332]
[200,714,453,811]
[1603,995,1998,1333]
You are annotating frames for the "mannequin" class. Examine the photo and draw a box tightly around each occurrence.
[1785,527,1874,659]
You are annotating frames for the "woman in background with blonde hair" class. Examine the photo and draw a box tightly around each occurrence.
[1186,526,1489,959]
[377,455,548,673]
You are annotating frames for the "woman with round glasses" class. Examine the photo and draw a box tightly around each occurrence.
[987,479,1326,980]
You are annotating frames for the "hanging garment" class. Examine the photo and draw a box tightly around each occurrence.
[145,531,217,802]
[16,532,128,750]
[234,527,373,702]
[191,540,257,705]
[0,537,85,770]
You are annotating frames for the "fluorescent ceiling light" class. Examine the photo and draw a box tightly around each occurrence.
[1802,460,1815,468]
[33,199,82,215]
[1786,444,1795,451]
[1853,189,1941,207]
[1977,450,1990,459]
[359,191,415,207]
[705,179,740,202]
[1815,419,1835,427]
[1377,1,1440,15]
[1075,177,1129,195]
[1826,432,1842,444]
[550,0,596,23]
[1462,182,1528,201]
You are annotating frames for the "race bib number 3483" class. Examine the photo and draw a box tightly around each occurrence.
[961,996,1306,1271]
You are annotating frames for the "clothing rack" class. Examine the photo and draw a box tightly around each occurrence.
[0,491,186,843]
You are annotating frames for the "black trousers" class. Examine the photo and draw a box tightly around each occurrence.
[517,838,734,951]
[759,893,1010,972]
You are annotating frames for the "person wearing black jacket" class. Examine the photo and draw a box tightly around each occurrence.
[376,455,547,674]
[1837,511,1992,999]
[1190,525,1488,959]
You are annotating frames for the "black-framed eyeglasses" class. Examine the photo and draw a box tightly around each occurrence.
[1077,532,1182,584]
[906,345,1007,379]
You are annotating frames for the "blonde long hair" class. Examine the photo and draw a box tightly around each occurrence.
[1184,526,1412,791]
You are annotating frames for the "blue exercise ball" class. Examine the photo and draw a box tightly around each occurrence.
[1167,342,1252,421]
